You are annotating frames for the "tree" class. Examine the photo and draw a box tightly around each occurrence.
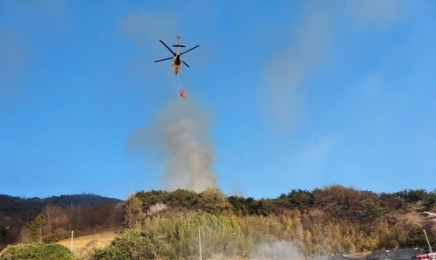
[313,185,375,222]
[254,199,274,216]
[135,190,170,210]
[286,189,313,209]
[28,213,45,243]
[0,224,6,243]
[396,189,427,203]
[167,189,199,209]
[197,188,233,215]
[228,196,249,216]
[358,197,385,221]
[423,190,436,211]
[125,195,146,229]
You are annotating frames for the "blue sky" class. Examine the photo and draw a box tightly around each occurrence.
[1,1,435,200]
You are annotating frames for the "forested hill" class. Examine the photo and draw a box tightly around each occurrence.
[0,194,122,249]
[2,187,436,258]
[92,187,436,259]
[0,194,121,220]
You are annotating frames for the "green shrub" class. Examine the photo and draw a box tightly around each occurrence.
[0,243,74,260]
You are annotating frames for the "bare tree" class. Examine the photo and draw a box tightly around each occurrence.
[125,195,146,229]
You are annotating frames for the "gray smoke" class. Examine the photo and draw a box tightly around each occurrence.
[147,203,168,215]
[250,240,301,259]
[130,98,217,192]
[0,28,29,109]
[346,0,406,30]
[120,11,178,49]
[425,211,436,232]
[258,1,334,132]
[258,0,407,132]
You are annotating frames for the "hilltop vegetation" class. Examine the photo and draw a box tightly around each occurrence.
[0,243,74,260]
[96,187,436,259]
[2,186,436,259]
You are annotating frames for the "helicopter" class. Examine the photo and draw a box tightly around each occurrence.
[154,36,199,75]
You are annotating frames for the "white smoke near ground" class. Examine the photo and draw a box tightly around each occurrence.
[130,98,217,192]
[250,240,301,260]
[147,203,168,215]
[258,2,335,132]
[424,211,436,232]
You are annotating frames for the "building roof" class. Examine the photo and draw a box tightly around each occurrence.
[385,248,423,260]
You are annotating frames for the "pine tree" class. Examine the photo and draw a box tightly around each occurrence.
[28,213,45,243]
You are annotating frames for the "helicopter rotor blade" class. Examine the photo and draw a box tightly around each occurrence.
[183,61,190,68]
[181,45,199,55]
[154,57,173,63]
[159,40,176,55]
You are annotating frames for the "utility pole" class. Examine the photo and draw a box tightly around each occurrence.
[198,228,202,260]
[71,230,74,252]
[423,229,435,260]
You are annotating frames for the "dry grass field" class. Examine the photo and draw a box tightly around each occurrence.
[57,231,117,250]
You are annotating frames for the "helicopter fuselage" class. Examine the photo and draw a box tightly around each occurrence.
[172,51,182,75]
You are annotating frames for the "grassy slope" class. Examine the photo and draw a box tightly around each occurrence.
[57,231,117,250]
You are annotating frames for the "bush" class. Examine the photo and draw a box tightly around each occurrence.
[0,243,74,260]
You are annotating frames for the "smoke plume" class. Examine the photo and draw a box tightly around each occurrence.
[258,1,334,132]
[346,0,406,30]
[130,98,217,192]
[0,29,29,110]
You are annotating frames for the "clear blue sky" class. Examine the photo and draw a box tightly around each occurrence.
[1,1,435,200]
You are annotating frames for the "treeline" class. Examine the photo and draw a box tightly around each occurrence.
[134,187,436,218]
[0,194,121,249]
[22,203,123,244]
[2,186,436,259]
[107,186,436,259]
[0,194,120,219]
